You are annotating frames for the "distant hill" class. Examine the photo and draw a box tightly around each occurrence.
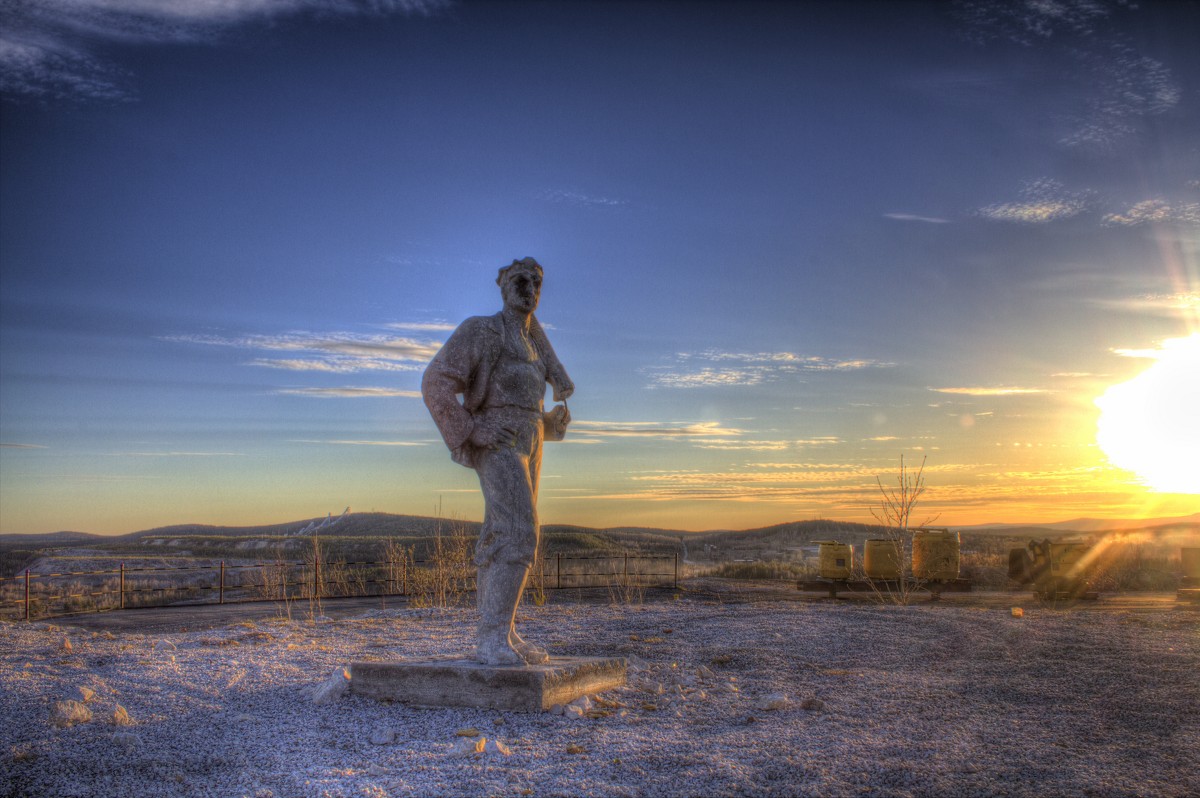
[951,513,1200,533]
[0,531,104,545]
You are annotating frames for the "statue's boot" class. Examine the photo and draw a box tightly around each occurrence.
[476,562,527,666]
[510,626,549,664]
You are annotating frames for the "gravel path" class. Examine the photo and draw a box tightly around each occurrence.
[2,597,1197,797]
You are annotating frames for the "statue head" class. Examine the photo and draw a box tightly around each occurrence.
[497,257,543,314]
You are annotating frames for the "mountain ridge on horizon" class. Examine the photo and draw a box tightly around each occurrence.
[4,511,1198,542]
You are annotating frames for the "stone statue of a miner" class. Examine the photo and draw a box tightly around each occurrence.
[421,257,573,666]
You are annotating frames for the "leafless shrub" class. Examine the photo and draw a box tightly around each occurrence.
[409,519,474,609]
[868,454,939,605]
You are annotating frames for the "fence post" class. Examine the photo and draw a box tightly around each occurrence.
[120,562,125,610]
[314,552,321,600]
[219,561,225,605]
[674,552,678,589]
[556,552,562,590]
[402,560,407,597]
[24,569,30,621]
[623,553,628,582]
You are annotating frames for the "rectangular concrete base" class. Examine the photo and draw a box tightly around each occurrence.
[350,655,627,712]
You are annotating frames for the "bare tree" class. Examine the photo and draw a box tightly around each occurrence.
[869,454,938,605]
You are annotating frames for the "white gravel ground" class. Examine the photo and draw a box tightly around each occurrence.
[2,596,1197,798]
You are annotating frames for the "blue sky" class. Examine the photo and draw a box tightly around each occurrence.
[2,0,1198,534]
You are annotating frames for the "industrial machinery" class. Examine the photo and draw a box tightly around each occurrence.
[1008,539,1096,600]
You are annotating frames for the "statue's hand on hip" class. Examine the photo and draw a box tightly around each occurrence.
[468,418,519,450]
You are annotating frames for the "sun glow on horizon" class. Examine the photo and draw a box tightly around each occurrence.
[1095,334,1200,495]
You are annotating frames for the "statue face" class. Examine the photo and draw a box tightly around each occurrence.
[501,268,541,314]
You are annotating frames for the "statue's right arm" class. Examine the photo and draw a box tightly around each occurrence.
[421,323,479,453]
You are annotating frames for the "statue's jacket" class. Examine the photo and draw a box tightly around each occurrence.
[422,312,570,470]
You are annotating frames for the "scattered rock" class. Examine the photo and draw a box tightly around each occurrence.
[152,640,177,652]
[70,686,97,704]
[50,700,92,728]
[493,717,506,726]
[484,739,512,756]
[548,704,565,716]
[800,698,825,712]
[112,732,142,747]
[760,692,789,711]
[312,667,351,705]
[696,665,715,681]
[568,696,593,712]
[454,728,481,737]
[369,728,396,745]
[111,705,133,726]
[60,637,73,654]
[564,704,585,719]
[711,655,732,666]
[366,764,389,776]
[451,736,486,756]
[565,744,585,755]
[1011,607,1024,618]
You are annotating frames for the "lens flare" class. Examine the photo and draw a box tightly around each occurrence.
[1095,334,1200,494]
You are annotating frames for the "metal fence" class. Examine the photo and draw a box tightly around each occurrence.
[0,552,678,621]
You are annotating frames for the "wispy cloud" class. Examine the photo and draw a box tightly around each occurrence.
[385,321,457,332]
[1,0,450,100]
[291,439,427,446]
[956,1,1180,152]
[884,213,950,224]
[645,350,891,389]
[0,442,48,449]
[1091,292,1200,315]
[536,188,628,208]
[114,451,243,457]
[567,463,879,504]
[570,420,743,439]
[1103,200,1200,227]
[930,387,1049,396]
[277,387,422,398]
[167,330,440,374]
[978,179,1091,223]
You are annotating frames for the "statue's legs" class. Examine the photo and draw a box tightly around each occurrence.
[474,409,545,666]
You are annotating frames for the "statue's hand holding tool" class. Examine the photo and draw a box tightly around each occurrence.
[545,400,570,442]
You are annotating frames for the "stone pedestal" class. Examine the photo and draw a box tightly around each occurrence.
[350,656,626,712]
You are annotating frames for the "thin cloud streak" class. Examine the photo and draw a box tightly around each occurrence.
[884,213,950,224]
[931,387,1049,396]
[646,350,891,389]
[570,420,743,439]
[291,439,427,446]
[277,387,421,398]
[167,330,441,373]
[386,322,457,332]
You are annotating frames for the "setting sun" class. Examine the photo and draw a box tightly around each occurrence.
[1096,334,1200,494]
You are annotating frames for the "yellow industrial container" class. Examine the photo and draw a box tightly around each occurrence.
[1049,542,1089,576]
[1181,548,1200,580]
[912,528,959,581]
[817,541,853,579]
[864,539,901,579]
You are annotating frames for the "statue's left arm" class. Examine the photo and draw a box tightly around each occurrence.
[529,314,574,401]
